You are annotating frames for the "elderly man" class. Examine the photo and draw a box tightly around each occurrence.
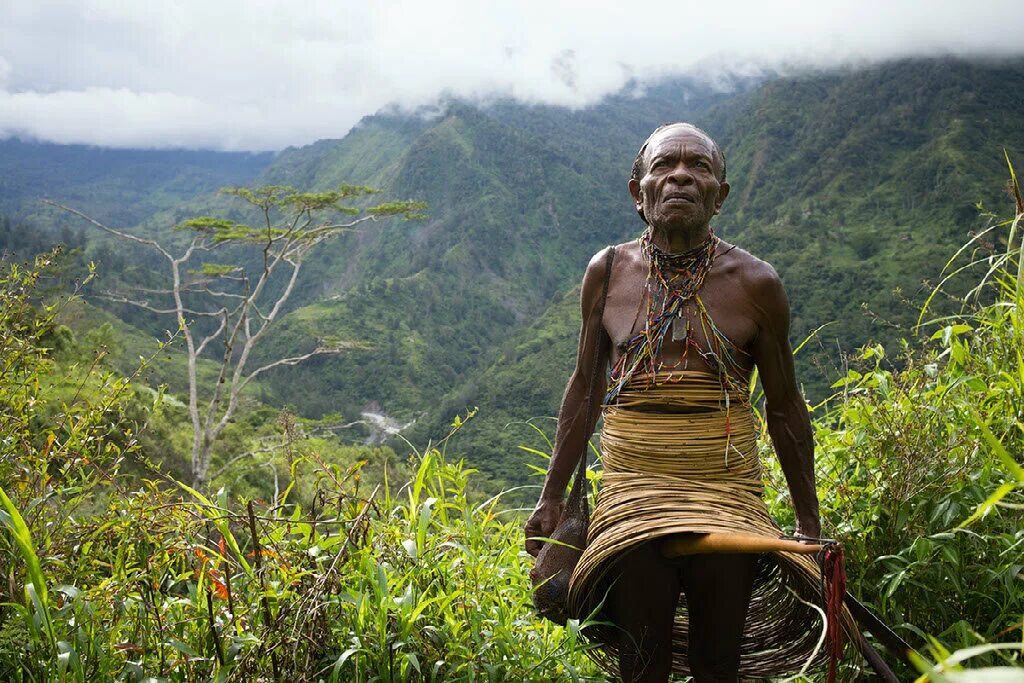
[524,123,826,682]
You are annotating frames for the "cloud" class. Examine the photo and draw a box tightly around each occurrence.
[0,56,11,89]
[1,0,1022,151]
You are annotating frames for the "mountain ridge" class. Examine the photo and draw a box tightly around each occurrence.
[4,57,1022,497]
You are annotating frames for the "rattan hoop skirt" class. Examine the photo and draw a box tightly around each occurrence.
[565,370,857,678]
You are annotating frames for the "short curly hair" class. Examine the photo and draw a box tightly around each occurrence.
[631,122,727,184]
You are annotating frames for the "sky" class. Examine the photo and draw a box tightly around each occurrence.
[1,0,1023,152]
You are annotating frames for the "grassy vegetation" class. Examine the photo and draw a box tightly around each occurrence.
[0,252,599,680]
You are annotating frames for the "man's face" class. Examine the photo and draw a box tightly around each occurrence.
[629,126,730,232]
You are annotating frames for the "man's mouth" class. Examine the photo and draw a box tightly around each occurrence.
[663,194,696,204]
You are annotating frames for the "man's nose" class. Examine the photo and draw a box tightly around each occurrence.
[666,163,695,185]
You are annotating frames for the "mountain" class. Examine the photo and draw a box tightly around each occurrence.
[0,139,273,227]
[242,85,730,457]
[244,103,656,440]
[3,57,1022,499]
[418,59,1024,494]
[248,58,1024,496]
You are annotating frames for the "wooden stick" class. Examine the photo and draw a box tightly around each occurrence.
[661,532,824,557]
[857,634,900,683]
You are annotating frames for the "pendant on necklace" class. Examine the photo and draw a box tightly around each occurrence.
[672,315,688,343]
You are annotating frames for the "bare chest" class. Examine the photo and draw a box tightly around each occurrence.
[601,247,758,375]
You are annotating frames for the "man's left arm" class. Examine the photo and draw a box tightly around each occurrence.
[748,263,821,539]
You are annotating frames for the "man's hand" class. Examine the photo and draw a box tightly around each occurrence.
[794,516,822,544]
[524,496,565,557]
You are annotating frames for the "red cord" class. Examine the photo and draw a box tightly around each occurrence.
[824,544,846,683]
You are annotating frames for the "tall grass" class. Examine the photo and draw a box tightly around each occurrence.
[0,253,606,681]
[759,167,1024,679]
[1,433,608,681]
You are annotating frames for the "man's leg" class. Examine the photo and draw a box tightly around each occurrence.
[606,540,682,683]
[679,553,759,683]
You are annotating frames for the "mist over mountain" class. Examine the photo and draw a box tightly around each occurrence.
[4,1,1023,150]
[3,57,1022,496]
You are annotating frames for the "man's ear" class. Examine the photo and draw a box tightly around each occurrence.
[628,178,647,222]
[628,178,642,210]
[713,182,731,215]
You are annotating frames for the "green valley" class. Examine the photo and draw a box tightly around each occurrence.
[3,58,1022,497]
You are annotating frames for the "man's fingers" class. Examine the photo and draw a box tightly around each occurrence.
[524,522,541,556]
[525,508,559,557]
[792,532,824,545]
[524,530,545,557]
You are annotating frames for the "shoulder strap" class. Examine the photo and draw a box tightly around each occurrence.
[568,245,616,500]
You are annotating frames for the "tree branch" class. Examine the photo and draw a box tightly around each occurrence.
[97,292,224,317]
[195,309,228,357]
[40,199,172,259]
[209,444,282,481]
[238,342,362,393]
[199,288,247,300]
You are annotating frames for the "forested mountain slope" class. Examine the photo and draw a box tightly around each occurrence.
[3,58,1021,495]
[0,139,272,227]
[247,104,655,446]
[242,81,747,442]
[710,58,1024,358]
[404,58,1024,490]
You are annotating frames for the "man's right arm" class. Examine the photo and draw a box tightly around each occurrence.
[524,247,611,556]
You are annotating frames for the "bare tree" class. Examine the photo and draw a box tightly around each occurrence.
[44,185,425,487]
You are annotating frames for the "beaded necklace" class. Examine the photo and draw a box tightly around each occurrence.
[605,226,750,405]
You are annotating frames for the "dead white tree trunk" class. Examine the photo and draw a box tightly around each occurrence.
[44,186,425,488]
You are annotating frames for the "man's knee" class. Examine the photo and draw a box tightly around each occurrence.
[687,612,744,681]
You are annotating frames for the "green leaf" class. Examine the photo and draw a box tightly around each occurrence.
[0,486,56,651]
[525,536,584,551]
[174,481,253,577]
[959,483,1017,528]
[166,637,199,658]
[332,647,360,679]
[969,409,1024,481]
[935,643,1024,668]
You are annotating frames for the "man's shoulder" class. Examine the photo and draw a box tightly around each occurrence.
[583,240,638,278]
[588,239,638,262]
[720,242,783,294]
[720,243,789,326]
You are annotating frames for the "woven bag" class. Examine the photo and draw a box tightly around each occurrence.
[530,245,615,625]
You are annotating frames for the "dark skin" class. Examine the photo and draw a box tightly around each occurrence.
[524,124,820,682]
